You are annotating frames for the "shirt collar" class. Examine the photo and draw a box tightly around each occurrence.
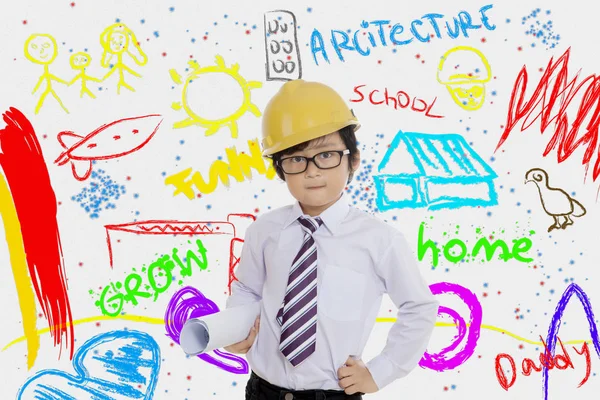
[282,192,349,235]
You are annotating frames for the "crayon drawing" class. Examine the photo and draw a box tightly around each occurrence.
[374,131,498,211]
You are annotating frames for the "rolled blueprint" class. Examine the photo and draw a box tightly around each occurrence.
[179,301,261,356]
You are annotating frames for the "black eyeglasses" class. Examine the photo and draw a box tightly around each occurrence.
[277,149,350,174]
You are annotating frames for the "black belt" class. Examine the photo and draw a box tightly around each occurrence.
[249,371,363,400]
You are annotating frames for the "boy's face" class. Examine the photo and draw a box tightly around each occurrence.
[282,131,360,216]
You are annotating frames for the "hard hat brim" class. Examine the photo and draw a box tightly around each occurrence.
[262,121,360,157]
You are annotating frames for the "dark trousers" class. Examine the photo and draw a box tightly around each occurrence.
[245,371,363,400]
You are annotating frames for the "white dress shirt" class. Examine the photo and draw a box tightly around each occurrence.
[225,192,439,391]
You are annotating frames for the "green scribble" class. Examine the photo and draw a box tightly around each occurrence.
[417,222,534,268]
[95,239,209,316]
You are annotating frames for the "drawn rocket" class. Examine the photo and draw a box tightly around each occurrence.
[54,114,163,181]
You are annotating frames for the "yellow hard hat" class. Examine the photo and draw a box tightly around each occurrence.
[261,80,360,156]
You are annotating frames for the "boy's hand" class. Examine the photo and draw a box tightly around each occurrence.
[337,356,379,394]
[223,316,260,354]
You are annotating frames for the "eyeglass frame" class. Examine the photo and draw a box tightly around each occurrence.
[276,149,351,175]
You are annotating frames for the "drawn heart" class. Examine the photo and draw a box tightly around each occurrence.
[17,330,160,399]
[165,286,249,374]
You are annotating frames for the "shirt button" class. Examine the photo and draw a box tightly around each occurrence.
[284,393,294,400]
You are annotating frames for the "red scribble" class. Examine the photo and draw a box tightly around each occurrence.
[228,238,244,295]
[54,114,162,181]
[105,214,256,294]
[225,213,255,294]
[0,107,74,359]
[541,335,574,370]
[226,213,256,237]
[522,357,543,375]
[350,84,444,118]
[104,220,232,268]
[138,224,214,233]
[121,221,218,235]
[494,353,516,391]
[496,47,600,181]
[493,335,589,391]
[574,342,591,387]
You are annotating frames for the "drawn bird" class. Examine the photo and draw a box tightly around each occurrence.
[54,114,162,181]
[524,168,586,232]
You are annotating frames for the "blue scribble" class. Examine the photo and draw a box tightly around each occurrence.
[71,168,126,218]
[310,5,496,65]
[522,8,560,49]
[543,283,600,400]
[17,330,160,399]
[374,131,498,210]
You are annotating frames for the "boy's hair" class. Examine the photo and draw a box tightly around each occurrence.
[270,125,359,184]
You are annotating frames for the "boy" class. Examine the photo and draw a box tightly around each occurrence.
[225,80,439,399]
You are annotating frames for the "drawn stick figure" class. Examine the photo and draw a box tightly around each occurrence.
[68,52,101,99]
[24,34,69,114]
[99,23,147,94]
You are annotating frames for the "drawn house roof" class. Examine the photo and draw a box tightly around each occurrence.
[377,131,498,179]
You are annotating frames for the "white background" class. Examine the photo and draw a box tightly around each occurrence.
[0,0,599,399]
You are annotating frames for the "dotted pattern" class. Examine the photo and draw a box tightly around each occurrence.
[344,136,384,214]
[522,9,560,49]
[71,168,126,218]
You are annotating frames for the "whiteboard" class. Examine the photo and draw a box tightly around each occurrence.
[0,0,598,399]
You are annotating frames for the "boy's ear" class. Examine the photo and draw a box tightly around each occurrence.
[351,149,361,172]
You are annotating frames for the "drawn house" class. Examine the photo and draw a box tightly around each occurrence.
[374,131,498,210]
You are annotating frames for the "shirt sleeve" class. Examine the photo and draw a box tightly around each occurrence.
[365,232,439,390]
[225,222,266,309]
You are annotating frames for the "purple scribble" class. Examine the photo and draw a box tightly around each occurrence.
[543,283,600,400]
[434,306,467,354]
[164,286,249,374]
[419,282,483,371]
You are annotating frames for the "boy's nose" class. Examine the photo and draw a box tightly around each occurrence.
[305,159,321,176]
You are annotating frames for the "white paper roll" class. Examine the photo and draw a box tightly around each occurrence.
[179,301,261,356]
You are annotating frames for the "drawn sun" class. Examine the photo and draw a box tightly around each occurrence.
[170,55,262,138]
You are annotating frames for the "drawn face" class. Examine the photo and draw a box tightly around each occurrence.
[108,31,128,53]
[24,34,58,64]
[448,83,486,111]
[437,46,491,112]
[282,132,359,216]
[70,52,91,69]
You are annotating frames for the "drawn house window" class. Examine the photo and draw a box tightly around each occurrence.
[374,131,498,211]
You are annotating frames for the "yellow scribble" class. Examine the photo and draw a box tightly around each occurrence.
[68,52,101,99]
[436,46,491,111]
[24,34,69,114]
[170,55,262,138]
[165,138,276,198]
[100,23,147,94]
[2,314,162,351]
[378,319,590,346]
[3,314,592,354]
[0,173,39,369]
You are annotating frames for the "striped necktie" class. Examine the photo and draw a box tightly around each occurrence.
[276,215,323,366]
